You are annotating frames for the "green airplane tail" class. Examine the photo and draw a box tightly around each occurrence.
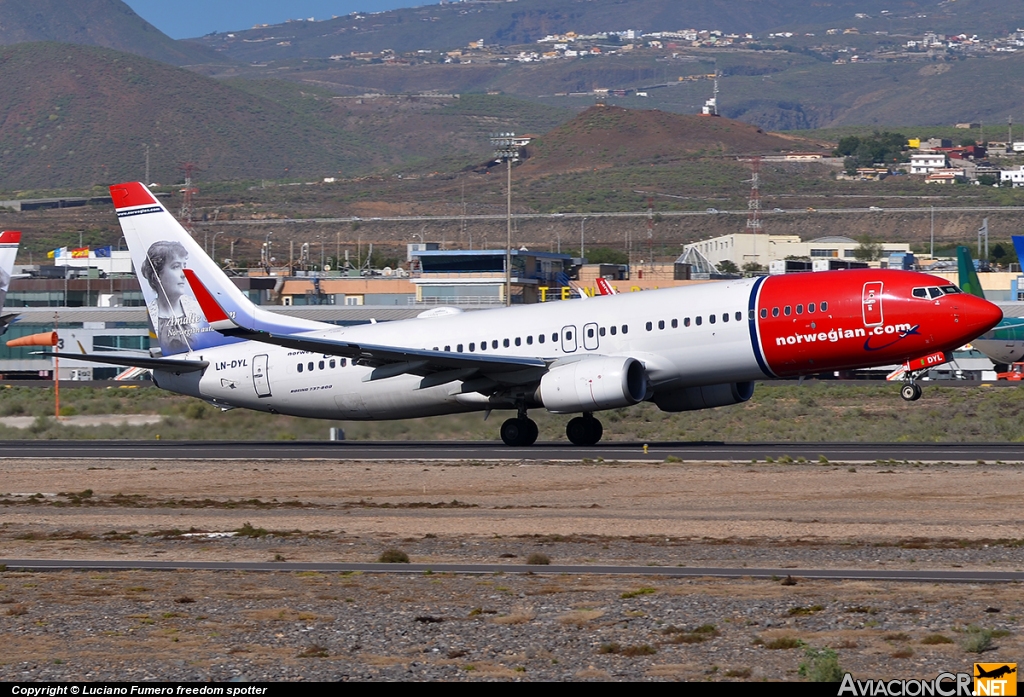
[956,245,985,299]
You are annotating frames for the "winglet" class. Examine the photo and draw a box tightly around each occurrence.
[596,277,617,296]
[183,269,239,331]
[0,231,21,244]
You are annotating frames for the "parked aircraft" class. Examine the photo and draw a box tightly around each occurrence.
[51,184,1003,445]
[0,230,22,335]
[956,245,1024,367]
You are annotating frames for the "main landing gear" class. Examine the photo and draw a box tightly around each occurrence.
[498,408,605,447]
[500,403,538,446]
[566,413,603,446]
[900,382,923,402]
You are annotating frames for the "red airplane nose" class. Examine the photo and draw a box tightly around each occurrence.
[963,295,1003,336]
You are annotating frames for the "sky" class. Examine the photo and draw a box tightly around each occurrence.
[123,0,426,39]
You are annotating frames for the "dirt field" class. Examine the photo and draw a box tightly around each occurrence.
[1,458,1022,681]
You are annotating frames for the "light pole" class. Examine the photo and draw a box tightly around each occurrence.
[491,132,519,306]
[212,232,225,265]
[580,217,586,259]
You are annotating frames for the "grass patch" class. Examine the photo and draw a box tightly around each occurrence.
[788,605,825,616]
[921,634,954,645]
[664,623,720,644]
[599,643,656,656]
[764,636,805,650]
[620,587,656,599]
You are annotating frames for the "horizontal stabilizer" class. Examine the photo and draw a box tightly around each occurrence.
[35,352,208,373]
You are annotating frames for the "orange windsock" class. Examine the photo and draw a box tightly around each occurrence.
[6,331,58,348]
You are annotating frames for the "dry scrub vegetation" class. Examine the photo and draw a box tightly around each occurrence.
[1,382,1023,442]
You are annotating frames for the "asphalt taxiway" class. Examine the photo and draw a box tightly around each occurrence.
[0,439,1021,462]
[2,558,1022,583]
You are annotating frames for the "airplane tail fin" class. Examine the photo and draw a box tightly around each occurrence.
[1012,236,1024,267]
[110,183,318,356]
[956,245,985,299]
[0,231,21,329]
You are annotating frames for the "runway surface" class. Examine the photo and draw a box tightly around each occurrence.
[3,558,1021,582]
[0,439,1021,462]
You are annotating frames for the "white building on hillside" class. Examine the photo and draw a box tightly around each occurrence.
[682,234,911,269]
[910,153,947,174]
[1001,165,1024,187]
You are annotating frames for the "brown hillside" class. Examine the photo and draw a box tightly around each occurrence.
[0,43,384,189]
[520,105,824,174]
[0,0,224,66]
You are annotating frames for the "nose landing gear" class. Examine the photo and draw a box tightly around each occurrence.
[900,381,923,402]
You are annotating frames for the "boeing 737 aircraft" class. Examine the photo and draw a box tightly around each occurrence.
[52,183,1003,445]
[0,230,22,335]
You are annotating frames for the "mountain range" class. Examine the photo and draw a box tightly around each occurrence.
[2,0,1024,190]
[0,0,223,65]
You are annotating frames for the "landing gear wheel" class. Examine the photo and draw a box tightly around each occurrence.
[566,415,603,446]
[900,383,922,402]
[500,417,539,446]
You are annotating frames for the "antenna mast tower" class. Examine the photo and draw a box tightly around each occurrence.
[646,196,655,270]
[746,157,762,233]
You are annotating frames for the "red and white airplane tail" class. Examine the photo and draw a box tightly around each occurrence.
[109,183,319,356]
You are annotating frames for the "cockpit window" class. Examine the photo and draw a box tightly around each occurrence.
[913,288,928,299]
[928,287,943,299]
[940,285,962,295]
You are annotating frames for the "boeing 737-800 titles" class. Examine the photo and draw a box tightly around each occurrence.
[51,183,1004,446]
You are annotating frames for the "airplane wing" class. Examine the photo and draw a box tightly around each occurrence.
[35,351,208,373]
[183,269,548,387]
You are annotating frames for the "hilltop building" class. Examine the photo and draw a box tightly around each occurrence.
[683,234,911,270]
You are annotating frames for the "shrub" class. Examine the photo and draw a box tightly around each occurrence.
[961,626,993,654]
[921,634,953,645]
[378,548,410,563]
[297,644,329,658]
[526,552,550,565]
[234,522,268,538]
[799,647,843,682]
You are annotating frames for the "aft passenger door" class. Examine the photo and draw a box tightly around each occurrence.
[862,282,883,327]
[252,354,272,398]
[561,325,578,353]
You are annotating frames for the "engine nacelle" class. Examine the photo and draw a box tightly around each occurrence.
[652,381,755,413]
[537,356,647,414]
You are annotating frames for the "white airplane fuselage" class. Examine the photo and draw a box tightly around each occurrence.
[159,279,763,420]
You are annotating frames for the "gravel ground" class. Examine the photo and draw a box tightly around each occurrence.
[1,457,1022,682]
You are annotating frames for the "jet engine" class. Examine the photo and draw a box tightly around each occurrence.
[652,381,755,412]
[537,356,647,413]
